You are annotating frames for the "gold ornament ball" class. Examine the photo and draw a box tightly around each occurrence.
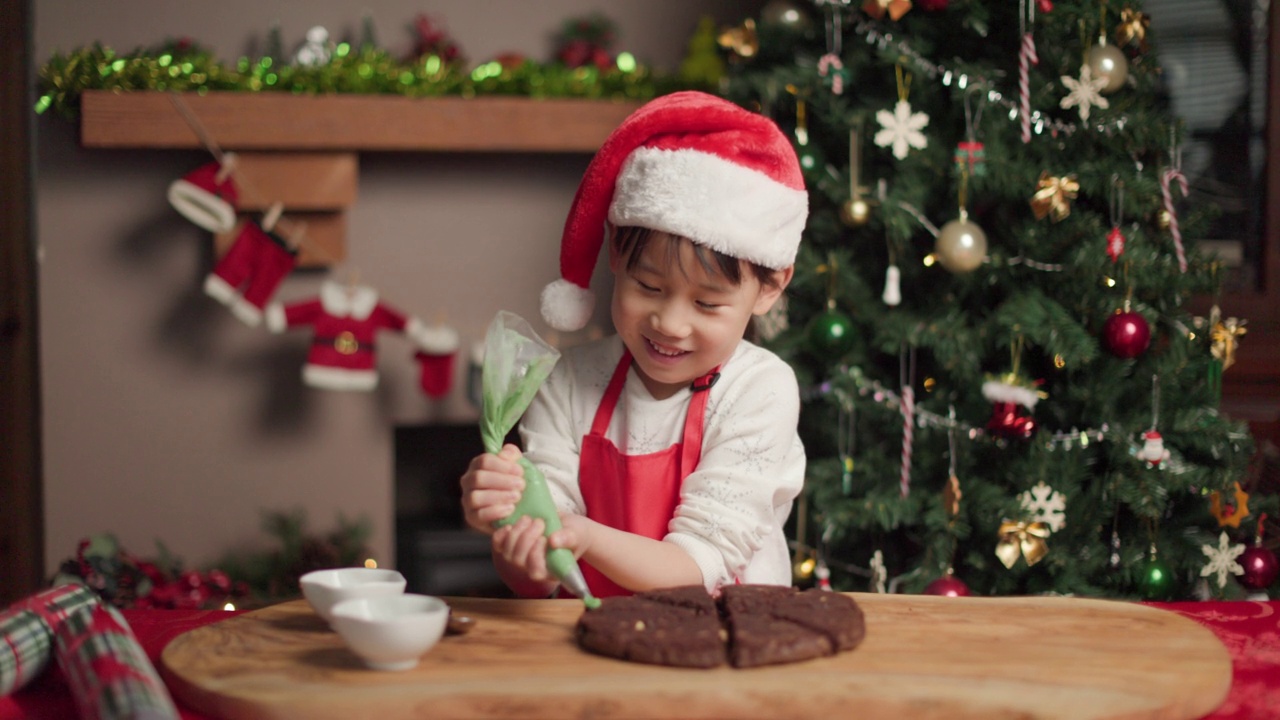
[1086,43,1129,94]
[840,198,872,227]
[1157,208,1172,230]
[935,217,988,273]
[760,0,812,31]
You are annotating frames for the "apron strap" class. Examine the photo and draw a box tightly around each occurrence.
[589,349,633,437]
[679,367,720,475]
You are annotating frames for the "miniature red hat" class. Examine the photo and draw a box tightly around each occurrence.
[540,91,809,332]
[167,154,240,233]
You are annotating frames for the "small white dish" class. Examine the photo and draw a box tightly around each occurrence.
[329,594,449,671]
[299,568,406,624]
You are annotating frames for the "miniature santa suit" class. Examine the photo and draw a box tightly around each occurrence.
[528,91,810,597]
[204,220,298,327]
[265,281,427,391]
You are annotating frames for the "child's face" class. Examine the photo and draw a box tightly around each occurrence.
[609,233,789,400]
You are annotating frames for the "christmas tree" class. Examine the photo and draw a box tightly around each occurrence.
[720,0,1276,599]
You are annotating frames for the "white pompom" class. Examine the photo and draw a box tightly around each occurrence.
[540,279,595,332]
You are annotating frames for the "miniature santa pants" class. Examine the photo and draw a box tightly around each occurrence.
[204,222,297,324]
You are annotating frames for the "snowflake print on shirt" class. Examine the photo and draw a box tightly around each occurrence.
[874,100,930,160]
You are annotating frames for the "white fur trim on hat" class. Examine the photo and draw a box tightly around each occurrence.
[541,278,596,332]
[168,179,238,234]
[609,147,808,269]
[981,380,1041,409]
[264,302,287,333]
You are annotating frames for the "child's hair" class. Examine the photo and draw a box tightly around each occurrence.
[611,226,783,290]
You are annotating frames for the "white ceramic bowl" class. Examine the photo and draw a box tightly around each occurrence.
[329,594,449,671]
[299,568,406,624]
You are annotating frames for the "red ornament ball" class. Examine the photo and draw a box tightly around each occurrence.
[924,574,971,597]
[1103,310,1151,358]
[1239,545,1279,590]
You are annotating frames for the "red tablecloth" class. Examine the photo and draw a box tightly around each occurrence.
[2,601,1277,719]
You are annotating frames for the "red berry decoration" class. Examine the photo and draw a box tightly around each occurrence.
[1103,310,1151,358]
[924,570,972,597]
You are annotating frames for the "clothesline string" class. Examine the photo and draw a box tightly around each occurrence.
[167,93,340,267]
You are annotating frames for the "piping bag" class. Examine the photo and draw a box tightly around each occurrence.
[479,311,601,609]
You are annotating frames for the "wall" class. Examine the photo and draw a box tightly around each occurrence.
[34,0,763,576]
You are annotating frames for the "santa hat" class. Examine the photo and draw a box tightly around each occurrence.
[167,154,240,233]
[540,91,809,332]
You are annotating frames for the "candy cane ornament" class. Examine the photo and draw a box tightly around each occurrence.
[900,385,915,498]
[1019,34,1038,143]
[1161,167,1189,273]
[819,54,845,95]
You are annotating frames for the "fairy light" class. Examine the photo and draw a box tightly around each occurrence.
[223,602,237,611]
[364,558,378,569]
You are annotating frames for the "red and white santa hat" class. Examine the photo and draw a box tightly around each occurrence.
[167,154,240,233]
[540,91,809,332]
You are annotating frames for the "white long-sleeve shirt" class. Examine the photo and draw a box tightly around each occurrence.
[519,334,805,593]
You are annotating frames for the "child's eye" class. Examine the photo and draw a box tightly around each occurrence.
[636,280,660,293]
[696,301,721,310]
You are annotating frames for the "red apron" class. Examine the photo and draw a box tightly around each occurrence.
[575,349,719,598]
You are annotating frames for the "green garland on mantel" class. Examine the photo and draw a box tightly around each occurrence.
[37,40,698,119]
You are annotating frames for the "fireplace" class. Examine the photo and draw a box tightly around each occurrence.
[394,423,511,597]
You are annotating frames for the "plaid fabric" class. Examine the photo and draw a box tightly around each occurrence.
[0,583,99,696]
[54,602,179,720]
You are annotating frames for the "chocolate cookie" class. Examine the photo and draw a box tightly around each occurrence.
[575,593,726,668]
[575,584,865,669]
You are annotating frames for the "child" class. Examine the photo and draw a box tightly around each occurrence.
[461,91,808,599]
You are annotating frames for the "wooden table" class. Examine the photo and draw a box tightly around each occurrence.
[157,594,1231,720]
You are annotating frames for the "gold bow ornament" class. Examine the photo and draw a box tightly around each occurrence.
[1030,172,1079,222]
[717,18,759,60]
[1115,9,1150,52]
[863,0,913,21]
[1211,317,1247,371]
[996,520,1051,569]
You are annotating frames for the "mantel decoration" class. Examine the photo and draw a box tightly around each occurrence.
[36,12,698,118]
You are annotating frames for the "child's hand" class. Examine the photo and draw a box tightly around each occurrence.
[548,513,594,561]
[459,443,525,533]
[492,515,552,581]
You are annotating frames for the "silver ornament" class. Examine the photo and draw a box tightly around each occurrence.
[1085,42,1129,94]
[935,213,987,273]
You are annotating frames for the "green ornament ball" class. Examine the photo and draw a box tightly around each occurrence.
[807,308,857,356]
[1137,555,1175,600]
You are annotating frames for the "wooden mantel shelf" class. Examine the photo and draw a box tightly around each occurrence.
[79,90,644,152]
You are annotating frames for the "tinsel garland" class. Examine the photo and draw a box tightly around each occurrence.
[37,41,689,118]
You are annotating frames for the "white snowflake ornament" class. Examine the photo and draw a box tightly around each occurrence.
[1060,65,1109,121]
[869,550,887,593]
[874,100,929,160]
[1018,481,1066,532]
[1200,531,1245,589]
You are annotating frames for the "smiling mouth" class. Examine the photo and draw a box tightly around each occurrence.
[646,337,689,358]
